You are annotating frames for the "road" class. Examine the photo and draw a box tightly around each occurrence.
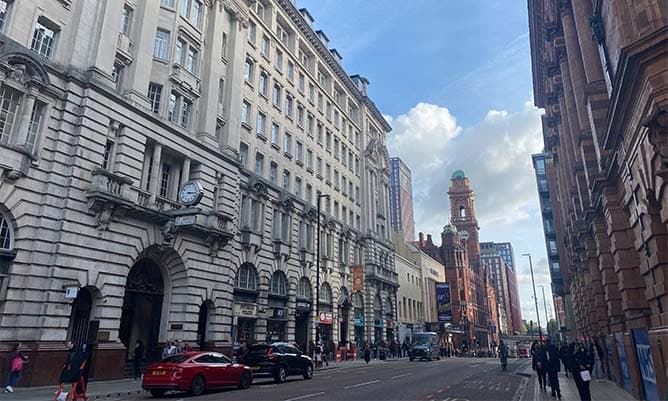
[127,357,530,401]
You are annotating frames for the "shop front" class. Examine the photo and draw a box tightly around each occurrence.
[266,307,287,342]
[353,292,365,347]
[296,277,313,353]
[233,303,257,344]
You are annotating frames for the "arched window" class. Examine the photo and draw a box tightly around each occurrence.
[459,206,466,218]
[235,264,257,291]
[320,282,332,304]
[269,271,287,296]
[0,210,16,299]
[68,288,93,347]
[297,277,312,300]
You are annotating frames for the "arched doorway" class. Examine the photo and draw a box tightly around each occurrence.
[68,287,94,347]
[338,287,351,346]
[197,301,214,350]
[119,258,164,362]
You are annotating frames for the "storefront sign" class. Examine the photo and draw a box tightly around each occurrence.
[234,303,257,318]
[319,312,333,324]
[296,301,311,310]
[352,266,364,291]
[615,333,633,393]
[631,329,659,401]
[65,287,79,299]
[435,282,452,323]
[354,316,364,327]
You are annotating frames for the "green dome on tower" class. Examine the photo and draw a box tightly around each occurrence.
[451,169,466,179]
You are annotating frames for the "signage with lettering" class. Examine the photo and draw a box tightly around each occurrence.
[234,303,258,318]
[435,282,452,323]
[65,287,79,299]
[352,266,364,291]
[615,333,633,393]
[319,312,333,324]
[354,316,364,327]
[296,301,311,310]
[175,215,198,226]
[272,308,287,319]
[632,329,659,401]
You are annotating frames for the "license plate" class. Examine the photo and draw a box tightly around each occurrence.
[251,366,261,371]
[152,370,166,375]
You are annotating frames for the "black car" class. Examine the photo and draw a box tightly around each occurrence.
[239,343,314,383]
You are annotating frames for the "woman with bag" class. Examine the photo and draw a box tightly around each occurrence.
[4,343,28,393]
[572,342,594,401]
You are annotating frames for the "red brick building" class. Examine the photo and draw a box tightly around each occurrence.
[529,0,667,399]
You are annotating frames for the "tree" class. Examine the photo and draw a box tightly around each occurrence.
[520,320,530,335]
[547,319,559,337]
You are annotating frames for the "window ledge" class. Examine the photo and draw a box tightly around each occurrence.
[296,160,304,167]
[271,143,281,151]
[284,152,292,159]
[257,133,268,141]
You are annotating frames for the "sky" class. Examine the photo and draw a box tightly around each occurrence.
[300,0,555,330]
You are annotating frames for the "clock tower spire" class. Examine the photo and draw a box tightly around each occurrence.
[448,170,481,268]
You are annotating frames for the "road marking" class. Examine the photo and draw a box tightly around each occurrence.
[283,392,326,401]
[344,380,380,389]
[437,389,444,393]
[391,373,412,379]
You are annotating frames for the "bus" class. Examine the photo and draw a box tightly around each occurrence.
[408,332,440,361]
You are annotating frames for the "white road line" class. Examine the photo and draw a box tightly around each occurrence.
[283,391,326,401]
[391,373,412,379]
[344,380,381,389]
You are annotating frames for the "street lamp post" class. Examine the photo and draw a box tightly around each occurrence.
[315,193,330,345]
[521,253,543,340]
[538,285,550,337]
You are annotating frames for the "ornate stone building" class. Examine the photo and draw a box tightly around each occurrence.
[0,0,397,385]
[529,0,667,398]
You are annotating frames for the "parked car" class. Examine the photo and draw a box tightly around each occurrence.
[409,332,441,361]
[239,342,314,383]
[142,352,253,397]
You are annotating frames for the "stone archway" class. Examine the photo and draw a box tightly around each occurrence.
[119,258,165,362]
[68,287,95,347]
[197,300,215,350]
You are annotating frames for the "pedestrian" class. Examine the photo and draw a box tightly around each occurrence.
[322,342,329,367]
[533,343,547,392]
[591,339,604,380]
[4,343,28,393]
[572,342,593,401]
[133,340,144,380]
[79,343,93,394]
[559,341,572,378]
[314,342,322,368]
[544,338,562,399]
[175,339,183,354]
[59,341,86,388]
[182,342,193,353]
[363,346,371,364]
[498,340,508,372]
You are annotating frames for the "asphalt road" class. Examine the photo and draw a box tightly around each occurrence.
[126,357,531,401]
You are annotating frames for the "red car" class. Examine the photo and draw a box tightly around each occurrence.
[142,352,253,397]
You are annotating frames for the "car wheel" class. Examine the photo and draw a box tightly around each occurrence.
[274,366,287,383]
[149,390,166,397]
[190,375,206,396]
[303,364,314,380]
[238,371,252,389]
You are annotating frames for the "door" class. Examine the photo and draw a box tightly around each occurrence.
[212,354,237,385]
[193,354,217,387]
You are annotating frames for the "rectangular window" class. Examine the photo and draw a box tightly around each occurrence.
[326,163,331,182]
[295,177,302,198]
[272,84,281,108]
[244,58,254,82]
[254,152,264,176]
[175,38,186,65]
[247,22,256,43]
[306,114,314,136]
[102,139,114,170]
[168,92,179,122]
[161,0,175,7]
[271,123,280,146]
[239,143,249,167]
[296,105,304,126]
[258,71,268,96]
[306,149,313,169]
[120,4,133,35]
[241,100,251,124]
[26,102,44,152]
[186,46,198,74]
[305,184,312,205]
[287,61,294,82]
[153,29,170,60]
[298,73,305,93]
[326,131,332,152]
[256,112,266,137]
[282,170,290,190]
[285,95,293,117]
[180,0,191,17]
[111,62,124,87]
[261,36,270,58]
[191,0,202,27]
[148,83,163,113]
[316,157,322,176]
[275,50,283,71]
[0,1,9,33]
[0,86,22,144]
[284,132,292,155]
[269,162,278,183]
[31,20,58,59]
[317,124,323,143]
[221,32,228,60]
[159,163,171,197]
[295,141,303,162]
[180,98,192,128]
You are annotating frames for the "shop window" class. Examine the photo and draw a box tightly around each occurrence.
[298,277,312,300]
[235,264,258,291]
[0,209,16,300]
[270,271,287,296]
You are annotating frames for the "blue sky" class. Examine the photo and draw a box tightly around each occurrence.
[300,0,555,329]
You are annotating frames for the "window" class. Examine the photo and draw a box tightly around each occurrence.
[241,100,251,125]
[31,19,58,59]
[256,111,266,137]
[317,124,323,143]
[168,93,178,122]
[287,61,294,82]
[159,163,172,197]
[282,170,290,190]
[326,131,332,151]
[275,50,283,72]
[186,46,198,74]
[306,114,314,136]
[306,149,313,170]
[153,29,170,60]
[120,4,133,35]
[326,163,331,182]
[269,162,278,183]
[334,138,339,158]
[147,83,162,113]
[161,0,175,7]
[308,83,315,103]
[26,102,44,152]
[190,0,202,27]
[305,184,313,205]
[271,123,280,146]
[258,71,268,96]
[272,84,281,108]
[254,152,264,176]
[296,105,304,126]
[342,176,347,195]
[180,98,192,128]
[295,177,302,198]
[111,62,124,87]
[316,157,322,176]
[0,86,22,144]
[298,277,311,300]
[261,36,270,58]
[334,170,339,188]
[295,141,303,162]
[180,0,190,17]
[317,93,323,112]
[102,140,115,170]
[285,95,293,117]
[283,132,292,155]
[247,22,256,44]
[0,1,9,33]
[270,271,287,296]
[298,73,305,92]
[220,32,228,60]
[244,58,254,82]
[235,264,257,291]
[0,210,15,299]
[175,38,186,64]
[239,143,249,167]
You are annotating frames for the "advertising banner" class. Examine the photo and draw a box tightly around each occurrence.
[631,329,659,401]
[352,266,364,291]
[318,312,333,324]
[435,282,452,323]
[615,333,633,393]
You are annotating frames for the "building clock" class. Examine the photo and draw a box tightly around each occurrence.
[460,230,470,241]
[178,180,204,206]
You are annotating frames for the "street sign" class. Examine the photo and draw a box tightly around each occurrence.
[175,215,197,226]
[65,287,79,299]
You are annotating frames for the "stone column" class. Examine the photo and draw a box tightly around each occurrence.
[220,13,247,159]
[583,233,605,334]
[592,214,624,331]
[148,142,162,203]
[180,158,191,189]
[13,90,37,148]
[122,0,159,108]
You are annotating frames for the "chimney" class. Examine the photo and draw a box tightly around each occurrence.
[330,48,343,63]
[418,232,424,247]
[298,8,315,27]
[316,29,329,46]
[426,234,433,246]
[349,74,369,96]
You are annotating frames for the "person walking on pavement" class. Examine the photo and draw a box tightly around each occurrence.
[572,342,594,401]
[321,342,329,367]
[363,346,371,364]
[133,340,144,380]
[544,338,562,399]
[498,340,508,371]
[4,343,28,393]
[533,343,548,392]
[559,341,572,378]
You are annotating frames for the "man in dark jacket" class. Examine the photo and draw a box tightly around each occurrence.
[559,342,572,377]
[544,338,562,399]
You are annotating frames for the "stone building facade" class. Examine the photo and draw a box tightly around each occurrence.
[481,241,523,336]
[389,156,415,243]
[529,0,667,398]
[0,0,397,385]
[392,231,425,343]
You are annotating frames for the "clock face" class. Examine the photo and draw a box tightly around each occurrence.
[179,181,204,206]
[460,230,470,240]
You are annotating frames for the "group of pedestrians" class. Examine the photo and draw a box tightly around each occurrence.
[530,337,601,401]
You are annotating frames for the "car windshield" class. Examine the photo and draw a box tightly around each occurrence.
[412,334,435,346]
[160,354,190,363]
[247,345,271,355]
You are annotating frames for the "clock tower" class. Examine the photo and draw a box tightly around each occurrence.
[448,170,481,268]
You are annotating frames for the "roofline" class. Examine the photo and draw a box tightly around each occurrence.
[528,0,546,108]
